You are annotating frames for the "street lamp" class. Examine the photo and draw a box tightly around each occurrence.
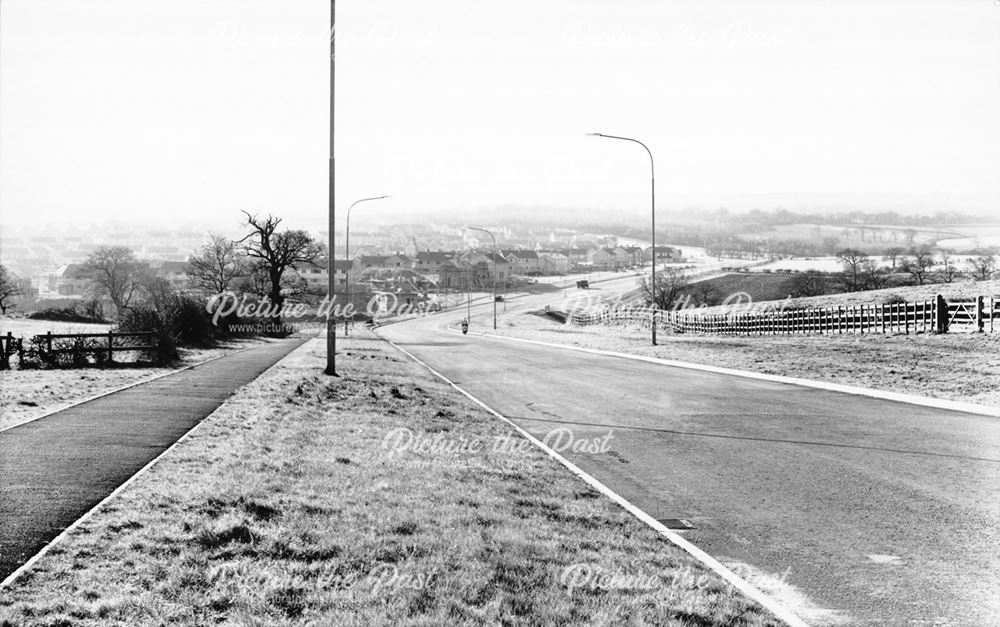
[326,0,336,376]
[345,195,389,335]
[587,132,658,345]
[466,225,498,330]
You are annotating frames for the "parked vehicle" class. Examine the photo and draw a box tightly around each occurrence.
[576,280,589,289]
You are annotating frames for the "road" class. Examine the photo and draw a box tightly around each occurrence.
[378,287,1000,626]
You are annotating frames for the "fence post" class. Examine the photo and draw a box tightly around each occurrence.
[108,331,115,364]
[935,294,948,334]
[976,295,985,333]
[0,332,10,370]
[46,331,52,354]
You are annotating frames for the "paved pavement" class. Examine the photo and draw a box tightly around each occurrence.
[0,337,308,581]
[378,294,1000,626]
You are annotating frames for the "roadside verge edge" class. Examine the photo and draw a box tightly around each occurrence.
[380,334,810,627]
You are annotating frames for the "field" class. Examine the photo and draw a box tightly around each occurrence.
[741,277,1000,311]
[0,334,782,626]
[0,317,113,337]
[737,223,956,248]
[687,272,844,303]
[936,224,1000,251]
[751,257,843,273]
[0,338,268,432]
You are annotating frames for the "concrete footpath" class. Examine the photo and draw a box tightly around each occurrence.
[0,337,309,581]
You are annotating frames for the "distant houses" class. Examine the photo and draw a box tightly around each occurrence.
[501,249,541,275]
[644,246,683,264]
[156,261,191,291]
[413,251,457,277]
[588,247,632,270]
[55,264,90,297]
[538,251,569,274]
[358,254,412,270]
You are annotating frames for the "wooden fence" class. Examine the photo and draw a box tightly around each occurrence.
[569,295,1000,336]
[0,330,157,369]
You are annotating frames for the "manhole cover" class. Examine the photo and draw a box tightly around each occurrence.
[657,518,696,530]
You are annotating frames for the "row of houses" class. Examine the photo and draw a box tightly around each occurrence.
[358,245,680,276]
[44,245,683,299]
[40,260,194,298]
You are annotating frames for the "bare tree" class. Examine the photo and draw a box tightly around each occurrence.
[142,276,176,315]
[883,247,905,271]
[901,247,935,285]
[861,258,890,291]
[0,265,24,314]
[237,212,324,324]
[639,267,688,310]
[81,246,148,315]
[836,248,868,292]
[188,234,245,294]
[968,255,996,281]
[938,251,960,284]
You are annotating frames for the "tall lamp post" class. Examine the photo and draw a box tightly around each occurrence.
[587,132,658,345]
[466,226,497,330]
[345,195,389,335]
[325,0,336,375]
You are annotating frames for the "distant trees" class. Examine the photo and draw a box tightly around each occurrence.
[81,246,148,315]
[900,247,935,286]
[835,249,892,292]
[639,267,688,310]
[788,273,827,298]
[836,249,868,292]
[938,251,961,284]
[237,211,324,322]
[968,255,997,281]
[883,247,906,271]
[861,258,891,291]
[0,265,24,314]
[188,234,246,294]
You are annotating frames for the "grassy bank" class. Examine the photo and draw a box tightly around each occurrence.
[0,334,781,626]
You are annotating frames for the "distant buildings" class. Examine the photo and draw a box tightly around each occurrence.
[644,246,683,264]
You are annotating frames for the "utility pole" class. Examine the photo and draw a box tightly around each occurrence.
[325,0,337,375]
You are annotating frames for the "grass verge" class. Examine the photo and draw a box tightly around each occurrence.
[0,333,781,626]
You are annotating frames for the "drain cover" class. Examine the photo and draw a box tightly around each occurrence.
[657,518,696,530]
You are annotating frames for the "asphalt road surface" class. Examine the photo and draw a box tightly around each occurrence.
[0,337,309,582]
[379,290,1000,626]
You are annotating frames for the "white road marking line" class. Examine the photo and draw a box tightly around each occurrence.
[382,334,813,627]
[464,329,1000,418]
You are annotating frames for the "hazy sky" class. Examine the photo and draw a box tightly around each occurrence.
[1,0,998,232]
